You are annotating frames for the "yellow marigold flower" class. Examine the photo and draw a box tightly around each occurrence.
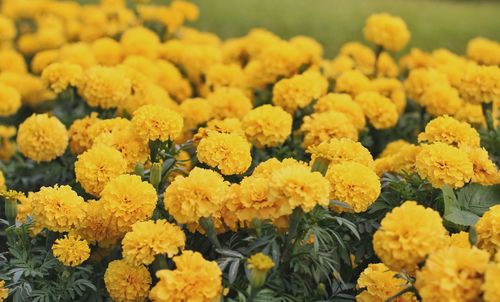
[122,219,186,266]
[120,26,160,60]
[78,66,131,109]
[248,253,274,272]
[122,83,178,115]
[323,55,355,78]
[404,68,449,103]
[335,70,371,96]
[0,15,16,41]
[203,63,246,95]
[29,185,88,233]
[179,98,213,129]
[41,62,83,94]
[52,235,90,267]
[31,50,60,75]
[257,41,308,84]
[375,144,421,176]
[290,35,323,65]
[0,280,7,301]
[420,84,463,117]
[237,175,282,221]
[104,260,151,302]
[308,138,374,169]
[0,71,54,107]
[171,0,200,21]
[356,263,415,302]
[355,91,399,129]
[313,93,366,130]
[100,175,157,235]
[164,167,229,225]
[0,126,16,162]
[467,37,500,66]
[131,104,184,142]
[197,132,252,175]
[339,42,375,75]
[483,259,500,302]
[91,37,123,66]
[58,43,97,69]
[207,87,252,119]
[326,162,380,213]
[0,49,27,73]
[75,144,127,197]
[154,60,192,102]
[76,200,120,247]
[466,147,499,185]
[476,205,500,256]
[363,13,410,52]
[418,115,480,148]
[268,161,330,213]
[369,78,406,114]
[415,247,489,302]
[376,52,400,78]
[17,114,68,162]
[453,103,486,127]
[149,251,222,302]
[178,27,220,46]
[458,64,500,104]
[0,83,21,117]
[448,231,471,249]
[373,201,448,273]
[68,113,101,154]
[416,142,473,188]
[300,111,358,148]
[193,117,246,143]
[242,104,292,148]
[379,140,409,158]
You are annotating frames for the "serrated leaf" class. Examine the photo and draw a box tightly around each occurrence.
[456,184,500,216]
[442,186,480,226]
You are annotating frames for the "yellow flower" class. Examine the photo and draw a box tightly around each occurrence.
[415,247,489,302]
[475,205,500,256]
[203,63,246,95]
[120,26,160,60]
[404,68,449,103]
[100,175,157,235]
[149,251,222,302]
[76,200,121,247]
[52,235,90,267]
[369,78,406,114]
[376,52,400,78]
[467,37,500,66]
[0,71,55,107]
[448,231,471,249]
[91,37,123,66]
[416,143,473,188]
[268,160,330,213]
[290,35,323,66]
[326,162,380,213]
[154,60,192,102]
[242,104,293,148]
[356,263,415,302]
[164,167,229,225]
[420,84,463,117]
[339,42,375,75]
[197,132,252,175]
[0,126,16,162]
[17,114,68,162]
[207,87,252,119]
[483,259,500,302]
[237,176,281,221]
[300,111,358,148]
[68,113,102,155]
[334,70,371,97]
[29,185,88,233]
[78,66,132,109]
[374,144,421,176]
[41,62,83,94]
[248,253,274,272]
[323,55,355,78]
[418,115,480,148]
[0,15,16,41]
[0,279,8,301]
[131,104,184,142]
[363,13,410,52]
[355,91,399,129]
[0,49,27,73]
[313,93,366,130]
[179,98,213,129]
[373,201,448,273]
[171,0,200,21]
[121,83,178,116]
[307,138,374,169]
[58,42,97,69]
[466,147,499,185]
[257,41,308,84]
[104,259,151,302]
[458,64,500,104]
[75,144,127,197]
[31,50,60,75]
[122,219,186,266]
[453,103,486,127]
[0,83,21,117]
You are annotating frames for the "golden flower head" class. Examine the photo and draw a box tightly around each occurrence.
[104,259,151,302]
[418,115,480,149]
[247,253,274,272]
[149,251,222,302]
[339,42,375,75]
[313,93,366,130]
[171,0,200,21]
[466,147,499,186]
[373,201,448,273]
[131,104,184,142]
[376,52,400,78]
[467,37,500,66]
[257,41,309,84]
[91,37,124,66]
[207,87,252,119]
[179,98,213,129]
[0,49,27,74]
[404,68,449,103]
[0,279,7,301]
[120,26,160,60]
[41,62,83,94]
[363,13,410,52]
[375,143,421,176]
[420,84,463,117]
[203,63,246,95]
[242,104,293,148]
[356,263,415,302]
[475,205,500,257]
[0,15,16,41]
[308,138,374,169]
[17,114,68,162]
[31,50,60,75]
[290,35,323,65]
[0,82,21,117]
[448,231,472,249]
[458,64,500,104]
[415,247,490,302]
[483,258,500,302]
[335,69,371,97]
[52,235,90,267]
[68,113,102,155]
[369,78,406,114]
[122,219,186,266]
[300,111,358,148]
[355,91,399,129]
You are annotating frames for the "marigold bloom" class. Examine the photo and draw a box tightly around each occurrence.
[356,263,415,302]
[373,201,448,273]
[0,49,27,73]
[483,259,500,302]
[248,253,274,272]
[17,114,68,162]
[207,87,252,119]
[300,111,358,148]
[257,41,308,84]
[374,143,421,176]
[164,168,229,225]
[122,219,186,266]
[313,93,366,130]
[120,26,160,60]
[339,42,375,75]
[41,62,83,94]
[197,132,251,175]
[355,91,399,129]
[52,235,90,267]
[370,78,406,114]
[418,115,480,148]
[179,98,213,129]
[466,147,499,185]
[420,84,463,117]
[68,114,101,154]
[31,50,60,74]
[0,15,16,41]
[458,64,500,104]
[363,13,410,52]
[404,68,449,103]
[467,37,500,66]
[415,247,489,302]
[149,251,222,302]
[0,280,8,301]
[104,260,151,302]
[29,185,88,233]
[308,138,374,169]
[290,35,323,65]
[237,175,283,221]
[376,52,400,78]
[0,83,21,117]
[91,37,123,66]
[75,144,127,197]
[335,70,371,97]
[476,205,500,256]
[131,104,183,142]
[242,105,292,148]
[448,231,471,249]
[203,63,246,95]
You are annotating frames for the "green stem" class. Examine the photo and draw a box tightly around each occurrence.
[280,208,304,269]
[200,216,222,249]
[248,286,259,302]
[482,102,494,131]
[311,157,330,176]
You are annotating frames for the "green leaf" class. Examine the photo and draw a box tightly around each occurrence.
[442,186,480,226]
[456,184,500,216]
[228,259,240,284]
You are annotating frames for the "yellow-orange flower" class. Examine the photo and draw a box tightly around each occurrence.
[52,235,90,267]
[104,259,151,302]
[242,104,293,148]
